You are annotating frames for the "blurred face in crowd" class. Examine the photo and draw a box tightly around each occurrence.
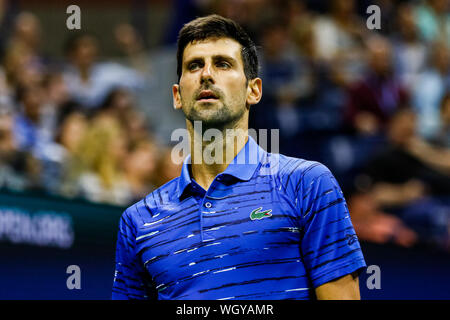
[14,12,41,50]
[262,25,289,59]
[114,23,143,54]
[46,73,69,106]
[173,37,261,129]
[397,4,419,40]
[10,53,44,88]
[367,37,393,77]
[125,142,157,182]
[60,112,87,153]
[22,86,44,122]
[388,109,417,146]
[70,35,99,69]
[93,113,128,163]
[109,89,133,111]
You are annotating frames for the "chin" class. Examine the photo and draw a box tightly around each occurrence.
[186,113,230,128]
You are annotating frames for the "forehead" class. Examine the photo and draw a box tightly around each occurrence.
[183,37,243,64]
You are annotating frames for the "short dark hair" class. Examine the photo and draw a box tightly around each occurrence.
[176,14,258,82]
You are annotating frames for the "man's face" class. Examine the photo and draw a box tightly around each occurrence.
[173,37,251,128]
[72,36,98,69]
[369,40,392,76]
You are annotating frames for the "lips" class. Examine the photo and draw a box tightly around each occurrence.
[197,90,219,100]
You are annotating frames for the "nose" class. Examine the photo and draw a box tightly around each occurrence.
[200,62,214,84]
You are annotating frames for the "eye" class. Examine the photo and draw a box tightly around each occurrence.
[216,61,231,69]
[188,62,201,71]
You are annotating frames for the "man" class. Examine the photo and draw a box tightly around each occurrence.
[345,35,409,136]
[112,15,366,300]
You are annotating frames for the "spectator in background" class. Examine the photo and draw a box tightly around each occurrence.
[40,72,70,143]
[151,145,183,189]
[56,111,87,156]
[12,84,67,193]
[415,0,450,46]
[0,106,35,190]
[358,108,450,250]
[12,84,46,153]
[345,36,409,136]
[363,108,450,197]
[3,12,44,90]
[312,0,366,85]
[258,20,308,138]
[412,41,450,140]
[99,88,135,121]
[348,188,418,248]
[392,2,428,92]
[3,41,42,89]
[114,23,149,74]
[63,32,144,109]
[71,113,132,205]
[9,11,41,59]
[54,110,88,198]
[287,0,317,62]
[98,88,153,148]
[123,140,158,202]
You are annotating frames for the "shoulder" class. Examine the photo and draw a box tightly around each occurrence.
[120,177,180,228]
[269,153,332,183]
[263,153,342,217]
[264,152,337,198]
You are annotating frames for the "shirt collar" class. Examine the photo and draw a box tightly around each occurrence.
[176,135,265,199]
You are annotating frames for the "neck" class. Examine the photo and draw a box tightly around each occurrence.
[75,64,91,83]
[187,115,249,191]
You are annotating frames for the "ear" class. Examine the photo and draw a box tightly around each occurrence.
[172,84,183,110]
[246,77,262,106]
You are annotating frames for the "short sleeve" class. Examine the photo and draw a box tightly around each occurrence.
[112,207,157,300]
[298,163,366,288]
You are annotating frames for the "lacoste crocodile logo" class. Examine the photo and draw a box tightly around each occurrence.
[250,207,273,220]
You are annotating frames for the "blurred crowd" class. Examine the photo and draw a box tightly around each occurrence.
[0,8,181,206]
[0,0,449,251]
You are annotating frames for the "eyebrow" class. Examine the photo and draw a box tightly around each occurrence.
[184,54,237,68]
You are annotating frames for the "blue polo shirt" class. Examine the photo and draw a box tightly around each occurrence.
[112,136,366,300]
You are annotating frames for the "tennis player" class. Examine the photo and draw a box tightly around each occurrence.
[112,14,366,300]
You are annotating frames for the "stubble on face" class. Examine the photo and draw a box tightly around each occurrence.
[179,82,247,130]
[178,38,249,131]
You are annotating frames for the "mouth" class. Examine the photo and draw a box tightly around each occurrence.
[197,90,219,102]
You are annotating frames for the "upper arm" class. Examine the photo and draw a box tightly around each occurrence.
[112,208,157,300]
[315,271,361,300]
[295,162,367,290]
